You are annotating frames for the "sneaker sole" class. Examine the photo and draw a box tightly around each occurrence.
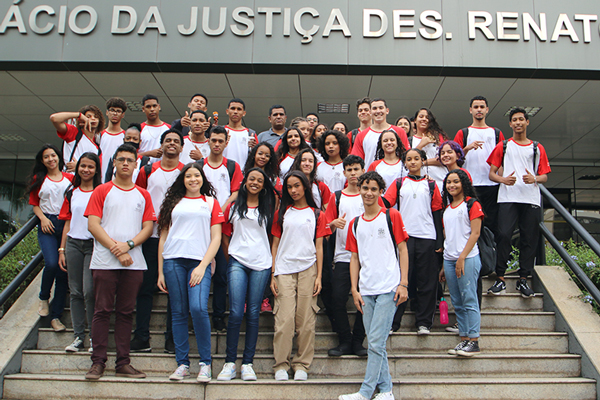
[217,376,235,381]
[115,373,146,378]
[85,375,102,380]
[457,350,480,357]
[242,375,257,381]
[169,375,189,381]
[520,293,535,298]
[197,377,211,382]
[447,349,457,355]
[417,331,430,336]
[65,347,83,352]
[130,348,152,353]
[445,328,459,333]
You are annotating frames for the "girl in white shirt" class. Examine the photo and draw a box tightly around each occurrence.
[244,142,282,196]
[27,144,73,330]
[441,169,484,357]
[217,168,277,381]
[276,128,309,178]
[368,129,406,191]
[58,152,102,352]
[290,148,331,210]
[316,130,349,193]
[157,163,224,382]
[412,108,450,192]
[270,171,330,381]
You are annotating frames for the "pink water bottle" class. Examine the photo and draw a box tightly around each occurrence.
[439,297,449,325]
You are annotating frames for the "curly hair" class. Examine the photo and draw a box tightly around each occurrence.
[401,147,427,164]
[317,130,349,162]
[244,142,280,181]
[414,108,448,145]
[357,171,386,192]
[375,129,406,161]
[157,163,216,233]
[442,169,479,208]
[79,104,105,134]
[276,127,309,160]
[438,140,466,168]
[278,171,317,227]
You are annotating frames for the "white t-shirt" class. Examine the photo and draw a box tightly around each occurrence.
[346,208,409,296]
[59,187,94,240]
[180,136,210,165]
[316,161,346,193]
[487,139,551,206]
[223,126,256,168]
[410,136,446,194]
[202,158,244,206]
[29,173,73,215]
[162,196,224,261]
[325,191,364,263]
[368,159,405,192]
[311,181,332,210]
[223,204,272,271]
[279,154,295,178]
[455,126,504,187]
[139,122,171,163]
[443,198,484,261]
[58,124,100,166]
[272,206,331,276]
[351,126,409,170]
[136,161,184,237]
[84,182,156,270]
[100,129,125,182]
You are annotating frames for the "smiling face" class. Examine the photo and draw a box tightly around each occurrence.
[357,102,371,124]
[254,145,271,168]
[360,179,383,207]
[161,132,183,157]
[184,167,203,196]
[381,131,398,155]
[439,144,458,167]
[370,100,389,124]
[299,152,315,176]
[245,170,265,195]
[286,130,301,150]
[42,148,59,171]
[78,157,97,183]
[509,112,530,135]
[286,176,305,202]
[445,173,463,198]
[397,117,410,134]
[405,149,424,174]
[415,109,429,133]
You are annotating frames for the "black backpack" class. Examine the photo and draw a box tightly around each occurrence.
[501,139,539,172]
[466,198,496,276]
[460,127,501,148]
[350,128,360,147]
[353,209,398,260]
[389,177,436,210]
[196,158,237,183]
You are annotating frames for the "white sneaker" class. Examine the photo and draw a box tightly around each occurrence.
[274,369,288,381]
[65,337,84,352]
[294,369,307,381]
[339,393,369,400]
[417,326,430,335]
[197,362,212,382]
[169,364,190,380]
[241,364,257,381]
[88,338,93,353]
[217,362,236,381]
[373,391,395,400]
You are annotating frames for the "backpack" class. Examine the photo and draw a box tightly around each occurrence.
[393,177,436,209]
[353,208,398,260]
[68,128,101,162]
[197,158,237,183]
[350,128,360,147]
[501,139,539,172]
[460,127,501,148]
[466,198,496,276]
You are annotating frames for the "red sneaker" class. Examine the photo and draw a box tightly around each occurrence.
[261,298,272,312]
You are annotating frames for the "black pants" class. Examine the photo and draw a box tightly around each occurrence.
[474,185,500,238]
[393,237,437,329]
[320,237,336,332]
[495,202,541,278]
[331,262,365,345]
[135,238,173,342]
[212,246,228,320]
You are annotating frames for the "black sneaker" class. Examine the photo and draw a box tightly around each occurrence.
[327,342,353,357]
[130,337,152,353]
[164,336,175,354]
[352,343,368,357]
[457,340,480,356]
[445,322,459,334]
[213,318,227,332]
[516,279,535,298]
[447,340,469,355]
[487,279,506,295]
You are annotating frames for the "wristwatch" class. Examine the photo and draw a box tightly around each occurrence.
[127,240,135,250]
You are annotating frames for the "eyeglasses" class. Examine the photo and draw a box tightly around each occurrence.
[306,117,318,122]
[115,157,136,164]
[108,108,124,114]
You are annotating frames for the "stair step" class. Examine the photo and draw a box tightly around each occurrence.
[21,350,582,378]
[3,374,595,400]
[38,329,569,354]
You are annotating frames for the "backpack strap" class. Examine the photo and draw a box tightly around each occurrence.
[493,127,501,144]
[501,139,508,168]
[226,159,236,183]
[428,179,436,199]
[143,163,153,179]
[461,128,469,147]
[385,209,399,260]
[313,208,321,241]
[68,129,85,162]
[335,190,342,213]
[351,128,360,147]
[139,155,150,169]
[395,177,403,209]
[532,141,539,173]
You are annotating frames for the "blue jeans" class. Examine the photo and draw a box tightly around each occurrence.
[360,291,397,399]
[444,257,481,338]
[225,257,271,364]
[163,258,212,366]
[38,214,67,320]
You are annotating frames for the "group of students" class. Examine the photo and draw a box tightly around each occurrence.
[26,93,551,400]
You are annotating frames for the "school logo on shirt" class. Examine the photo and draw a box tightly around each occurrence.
[334,172,341,178]
[378,228,386,238]
[135,201,144,213]
[220,173,228,182]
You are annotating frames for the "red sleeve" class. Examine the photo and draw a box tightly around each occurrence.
[454,129,464,147]
[274,177,283,198]
[210,197,225,225]
[389,208,409,244]
[63,172,74,182]
[58,196,71,220]
[222,202,234,236]
[536,144,552,175]
[324,192,338,223]
[431,183,443,211]
[347,131,353,145]
[315,209,332,238]
[350,129,367,159]
[383,179,399,208]
[392,126,409,151]
[460,168,473,183]
[271,210,282,238]
[274,139,281,152]
[468,199,485,220]
[57,123,79,142]
[135,165,148,188]
[345,217,358,253]
[367,160,381,172]
[498,130,505,142]
[28,179,41,206]
[139,188,157,222]
[84,183,112,218]
[318,181,331,208]
[230,161,244,193]
[486,142,504,167]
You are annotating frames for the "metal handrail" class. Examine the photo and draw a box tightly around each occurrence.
[0,216,39,260]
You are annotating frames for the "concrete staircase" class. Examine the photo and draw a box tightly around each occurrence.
[3,275,597,400]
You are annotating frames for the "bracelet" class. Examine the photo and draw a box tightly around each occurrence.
[78,112,82,120]
[58,248,65,253]
[399,284,408,289]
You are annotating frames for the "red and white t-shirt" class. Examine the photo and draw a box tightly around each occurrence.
[325,191,364,263]
[346,208,409,296]
[223,204,271,271]
[162,196,225,261]
[59,124,100,165]
[139,122,171,163]
[312,181,332,210]
[202,158,244,206]
[455,126,505,187]
[272,206,331,276]
[84,182,156,270]
[136,161,185,237]
[410,135,446,194]
[486,138,551,206]
[100,129,125,182]
[383,177,442,240]
[180,136,210,165]
[368,159,405,192]
[443,198,484,261]
[351,126,409,170]
[223,126,257,168]
[59,187,94,240]
[29,173,73,215]
[279,154,295,178]
[316,161,346,193]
